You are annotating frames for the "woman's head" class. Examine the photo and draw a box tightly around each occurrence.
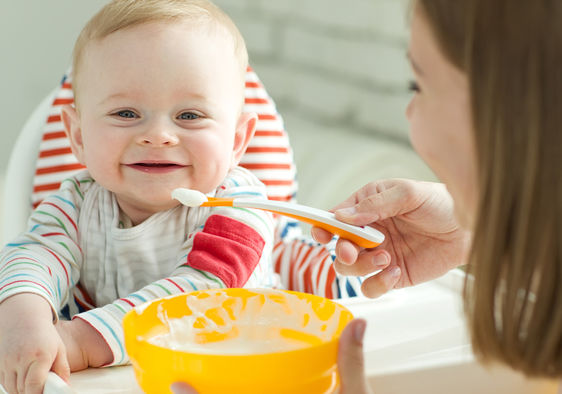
[409,0,562,378]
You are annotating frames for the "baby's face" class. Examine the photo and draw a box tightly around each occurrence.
[69,22,248,221]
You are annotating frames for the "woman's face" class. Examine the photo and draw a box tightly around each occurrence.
[406,4,478,229]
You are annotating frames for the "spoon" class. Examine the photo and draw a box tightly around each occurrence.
[171,188,384,248]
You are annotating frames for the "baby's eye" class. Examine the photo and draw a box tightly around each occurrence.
[177,112,200,120]
[114,110,138,119]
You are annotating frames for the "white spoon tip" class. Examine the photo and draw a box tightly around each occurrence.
[172,188,208,207]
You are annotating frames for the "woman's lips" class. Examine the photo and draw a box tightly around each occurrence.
[126,162,186,174]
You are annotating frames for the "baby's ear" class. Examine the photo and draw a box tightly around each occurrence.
[231,112,257,167]
[61,105,86,165]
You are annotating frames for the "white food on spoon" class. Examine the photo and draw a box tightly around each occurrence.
[171,188,208,207]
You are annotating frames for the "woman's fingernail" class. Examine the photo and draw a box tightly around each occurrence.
[337,206,357,216]
[353,319,367,344]
[372,254,389,269]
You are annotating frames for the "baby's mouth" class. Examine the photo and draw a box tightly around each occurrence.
[135,163,179,168]
[126,162,185,173]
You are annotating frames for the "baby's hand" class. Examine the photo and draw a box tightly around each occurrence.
[0,294,69,394]
[56,318,113,370]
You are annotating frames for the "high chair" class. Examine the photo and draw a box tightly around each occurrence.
[1,67,363,300]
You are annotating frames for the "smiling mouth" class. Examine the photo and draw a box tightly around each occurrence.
[126,162,185,173]
[135,163,180,168]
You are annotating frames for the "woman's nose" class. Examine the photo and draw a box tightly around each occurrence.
[136,126,179,147]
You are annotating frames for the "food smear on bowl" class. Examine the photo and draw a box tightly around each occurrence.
[145,288,344,354]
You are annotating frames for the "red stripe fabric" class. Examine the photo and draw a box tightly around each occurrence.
[33,183,62,193]
[39,147,73,158]
[42,131,67,141]
[0,279,53,297]
[118,298,135,308]
[47,115,62,123]
[245,147,289,154]
[244,98,269,104]
[43,247,70,286]
[165,278,184,292]
[35,163,85,175]
[254,130,285,137]
[268,195,294,202]
[75,282,96,307]
[260,180,294,186]
[42,202,78,233]
[52,98,74,106]
[240,163,292,170]
[257,114,277,121]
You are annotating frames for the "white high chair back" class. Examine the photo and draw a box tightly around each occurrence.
[2,90,58,244]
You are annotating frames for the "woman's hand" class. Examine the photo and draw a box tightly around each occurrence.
[313,179,471,298]
[337,319,372,394]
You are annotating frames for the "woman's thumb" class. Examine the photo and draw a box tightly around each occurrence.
[170,382,199,394]
[337,319,372,394]
[335,186,405,226]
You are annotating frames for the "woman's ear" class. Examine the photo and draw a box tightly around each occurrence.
[231,112,258,167]
[61,105,86,165]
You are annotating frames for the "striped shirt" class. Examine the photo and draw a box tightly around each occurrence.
[0,167,276,365]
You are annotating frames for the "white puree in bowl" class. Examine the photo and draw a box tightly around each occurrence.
[147,289,342,355]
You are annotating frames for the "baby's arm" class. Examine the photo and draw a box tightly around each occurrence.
[0,175,89,389]
[0,294,68,394]
[55,318,113,370]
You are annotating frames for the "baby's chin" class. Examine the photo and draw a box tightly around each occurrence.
[116,194,183,216]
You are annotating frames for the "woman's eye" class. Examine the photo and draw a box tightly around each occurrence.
[114,110,138,119]
[408,80,421,93]
[177,112,200,120]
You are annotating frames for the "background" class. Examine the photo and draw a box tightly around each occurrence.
[0,0,436,241]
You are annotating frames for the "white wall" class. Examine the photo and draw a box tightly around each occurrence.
[0,1,110,170]
[217,0,414,141]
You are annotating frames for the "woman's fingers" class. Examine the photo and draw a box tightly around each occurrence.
[361,266,402,298]
[310,226,334,244]
[337,319,371,394]
[334,249,391,276]
[335,239,361,265]
[335,182,416,225]
[170,382,199,394]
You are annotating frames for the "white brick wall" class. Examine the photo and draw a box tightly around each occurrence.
[214,0,414,142]
[211,0,435,208]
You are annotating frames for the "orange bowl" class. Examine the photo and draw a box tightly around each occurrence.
[123,288,353,394]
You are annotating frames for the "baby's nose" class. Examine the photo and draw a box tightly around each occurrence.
[137,128,179,147]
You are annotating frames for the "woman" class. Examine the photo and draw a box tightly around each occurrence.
[174,0,561,392]
[316,0,562,392]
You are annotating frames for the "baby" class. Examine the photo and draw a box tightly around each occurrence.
[0,0,276,391]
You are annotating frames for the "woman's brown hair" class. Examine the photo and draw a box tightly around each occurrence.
[417,0,562,378]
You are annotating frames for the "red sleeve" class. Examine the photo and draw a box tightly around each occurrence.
[187,215,266,288]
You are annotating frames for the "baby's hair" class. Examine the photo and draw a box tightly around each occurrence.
[71,0,248,101]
